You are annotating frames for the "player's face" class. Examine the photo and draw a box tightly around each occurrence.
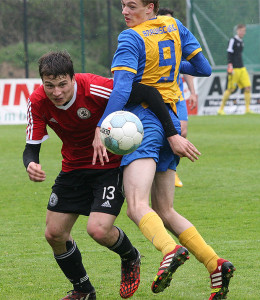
[121,0,154,28]
[237,27,246,38]
[42,74,75,106]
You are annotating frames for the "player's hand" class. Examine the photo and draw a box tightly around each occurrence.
[227,63,233,74]
[167,134,201,162]
[92,127,109,166]
[187,93,198,110]
[27,162,46,182]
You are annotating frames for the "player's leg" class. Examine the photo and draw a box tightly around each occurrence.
[87,167,140,299]
[218,72,235,115]
[149,169,189,293]
[239,67,252,113]
[152,170,235,299]
[122,105,186,293]
[88,214,141,299]
[45,211,96,300]
[123,158,180,250]
[218,89,232,115]
[244,86,252,113]
[46,170,97,299]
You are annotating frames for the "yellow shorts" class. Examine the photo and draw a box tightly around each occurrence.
[227,67,251,90]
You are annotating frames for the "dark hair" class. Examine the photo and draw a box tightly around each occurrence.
[157,7,173,16]
[141,0,159,14]
[38,50,75,80]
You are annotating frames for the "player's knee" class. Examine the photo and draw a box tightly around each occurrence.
[87,222,109,242]
[126,200,148,224]
[45,227,66,244]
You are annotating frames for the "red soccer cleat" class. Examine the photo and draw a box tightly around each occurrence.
[120,248,141,298]
[151,245,189,293]
[209,258,236,299]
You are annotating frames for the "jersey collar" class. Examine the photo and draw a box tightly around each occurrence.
[235,34,243,42]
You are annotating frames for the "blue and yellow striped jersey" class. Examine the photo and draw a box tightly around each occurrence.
[111,16,202,112]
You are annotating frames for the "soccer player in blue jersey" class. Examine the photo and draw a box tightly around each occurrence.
[93,1,235,299]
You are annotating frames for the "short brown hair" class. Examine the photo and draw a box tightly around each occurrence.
[236,24,246,30]
[141,0,159,14]
[38,50,75,80]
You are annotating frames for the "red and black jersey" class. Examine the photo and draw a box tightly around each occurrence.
[227,35,244,68]
[26,73,121,172]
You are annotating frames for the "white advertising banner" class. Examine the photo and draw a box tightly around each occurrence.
[0,74,259,124]
[0,78,41,124]
[196,72,260,115]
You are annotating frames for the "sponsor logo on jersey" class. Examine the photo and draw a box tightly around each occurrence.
[49,193,58,207]
[77,107,91,119]
[101,200,111,208]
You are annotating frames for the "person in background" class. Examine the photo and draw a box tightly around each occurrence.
[93,1,235,299]
[158,7,198,188]
[218,24,252,115]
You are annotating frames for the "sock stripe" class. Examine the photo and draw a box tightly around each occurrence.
[109,226,124,250]
[54,241,76,260]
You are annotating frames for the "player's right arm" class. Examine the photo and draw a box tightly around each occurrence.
[183,74,198,110]
[23,143,46,182]
[23,95,48,182]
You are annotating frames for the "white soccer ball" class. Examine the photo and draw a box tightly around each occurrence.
[100,111,144,155]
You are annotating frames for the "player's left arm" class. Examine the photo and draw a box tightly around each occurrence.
[180,52,211,77]
[176,19,211,77]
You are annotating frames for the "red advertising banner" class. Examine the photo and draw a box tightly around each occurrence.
[0,79,41,124]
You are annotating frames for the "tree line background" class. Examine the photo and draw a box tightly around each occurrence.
[0,0,186,78]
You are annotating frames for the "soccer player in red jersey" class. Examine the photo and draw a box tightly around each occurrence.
[23,51,143,300]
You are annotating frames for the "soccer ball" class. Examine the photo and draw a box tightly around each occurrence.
[100,111,144,155]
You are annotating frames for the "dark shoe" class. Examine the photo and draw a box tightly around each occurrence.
[60,289,96,300]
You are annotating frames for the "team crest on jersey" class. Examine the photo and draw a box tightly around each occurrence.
[49,193,58,207]
[77,108,91,119]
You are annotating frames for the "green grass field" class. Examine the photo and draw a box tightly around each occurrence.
[1,114,260,300]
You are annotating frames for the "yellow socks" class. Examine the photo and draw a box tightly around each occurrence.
[244,90,251,112]
[179,226,219,274]
[219,90,231,110]
[139,212,177,256]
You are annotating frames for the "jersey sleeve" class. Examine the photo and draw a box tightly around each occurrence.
[227,38,235,53]
[85,73,113,103]
[26,98,49,144]
[227,38,235,64]
[111,29,144,74]
[176,19,202,60]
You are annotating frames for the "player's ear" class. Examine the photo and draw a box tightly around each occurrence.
[72,75,76,85]
[146,3,154,14]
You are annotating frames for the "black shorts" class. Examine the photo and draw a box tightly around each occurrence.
[47,168,124,216]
